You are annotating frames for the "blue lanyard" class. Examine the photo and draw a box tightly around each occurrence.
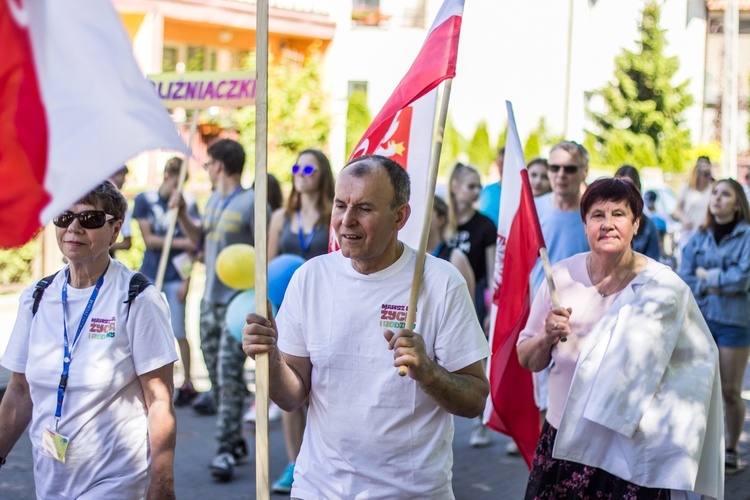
[296,211,318,256]
[56,266,106,424]
[197,186,242,253]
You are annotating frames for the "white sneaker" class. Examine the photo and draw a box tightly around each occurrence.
[469,423,492,448]
[505,441,520,456]
[244,401,282,423]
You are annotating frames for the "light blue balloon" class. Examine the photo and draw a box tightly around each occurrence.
[268,254,306,306]
[226,289,255,342]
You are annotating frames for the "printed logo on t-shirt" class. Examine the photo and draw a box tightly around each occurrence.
[380,303,413,329]
[451,230,471,254]
[88,317,116,339]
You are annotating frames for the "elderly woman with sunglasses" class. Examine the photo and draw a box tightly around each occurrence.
[0,181,178,499]
[518,178,723,499]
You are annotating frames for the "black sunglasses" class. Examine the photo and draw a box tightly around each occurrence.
[292,164,316,176]
[53,210,115,229]
[548,164,579,174]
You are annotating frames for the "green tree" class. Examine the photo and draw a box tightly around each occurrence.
[235,51,330,183]
[587,0,694,172]
[345,89,371,160]
[524,131,541,160]
[438,115,466,178]
[0,238,39,286]
[468,120,493,175]
[495,123,507,153]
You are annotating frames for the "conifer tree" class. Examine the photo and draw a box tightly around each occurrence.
[468,120,494,175]
[587,0,693,172]
[345,89,371,159]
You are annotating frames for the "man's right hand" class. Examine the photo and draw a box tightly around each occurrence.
[241,303,279,360]
[168,191,185,213]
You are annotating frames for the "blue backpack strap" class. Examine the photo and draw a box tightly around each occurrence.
[31,271,60,316]
[123,272,152,314]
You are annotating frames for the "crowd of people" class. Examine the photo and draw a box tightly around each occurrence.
[0,136,748,499]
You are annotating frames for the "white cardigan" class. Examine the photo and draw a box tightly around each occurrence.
[552,260,724,499]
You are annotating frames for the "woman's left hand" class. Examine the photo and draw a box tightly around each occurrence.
[544,307,572,345]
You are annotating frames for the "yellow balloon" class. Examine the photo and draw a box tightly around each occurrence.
[215,244,255,290]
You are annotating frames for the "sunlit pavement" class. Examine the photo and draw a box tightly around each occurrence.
[1,274,750,498]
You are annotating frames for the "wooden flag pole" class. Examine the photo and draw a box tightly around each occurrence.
[154,110,199,292]
[254,0,270,497]
[538,247,566,342]
[401,79,454,376]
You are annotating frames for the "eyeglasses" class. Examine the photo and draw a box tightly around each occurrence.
[292,164,316,176]
[203,159,216,171]
[548,164,579,174]
[53,210,115,229]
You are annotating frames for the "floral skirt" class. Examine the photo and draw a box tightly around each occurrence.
[525,421,670,500]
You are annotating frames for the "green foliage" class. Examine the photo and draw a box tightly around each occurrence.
[468,121,494,175]
[690,141,722,164]
[235,51,331,183]
[0,238,39,286]
[113,215,145,271]
[587,0,694,172]
[439,115,466,178]
[524,117,563,159]
[345,90,372,160]
[496,123,507,152]
[524,131,541,160]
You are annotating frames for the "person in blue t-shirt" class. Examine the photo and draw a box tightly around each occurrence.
[477,147,504,227]
[530,142,590,294]
[527,141,590,440]
[133,157,200,406]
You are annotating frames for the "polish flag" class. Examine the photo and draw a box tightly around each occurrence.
[483,102,545,469]
[0,0,186,249]
[342,0,464,249]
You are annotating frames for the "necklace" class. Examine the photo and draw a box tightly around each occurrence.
[587,253,635,297]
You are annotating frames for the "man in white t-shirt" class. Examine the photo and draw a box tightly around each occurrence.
[243,155,490,498]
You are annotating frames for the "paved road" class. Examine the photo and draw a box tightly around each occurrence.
[2,375,750,498]
[2,279,750,498]
[0,393,529,498]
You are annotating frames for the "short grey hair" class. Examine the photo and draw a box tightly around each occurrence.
[549,141,589,169]
[344,155,410,209]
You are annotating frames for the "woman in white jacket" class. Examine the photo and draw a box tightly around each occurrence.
[518,177,723,499]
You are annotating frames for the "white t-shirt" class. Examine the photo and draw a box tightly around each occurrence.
[276,245,490,499]
[2,259,177,499]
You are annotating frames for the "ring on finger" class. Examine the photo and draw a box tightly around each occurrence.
[553,322,559,330]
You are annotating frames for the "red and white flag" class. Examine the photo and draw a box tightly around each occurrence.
[483,102,545,469]
[344,0,464,249]
[0,0,186,249]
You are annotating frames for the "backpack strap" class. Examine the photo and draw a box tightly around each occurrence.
[31,271,59,316]
[123,272,152,314]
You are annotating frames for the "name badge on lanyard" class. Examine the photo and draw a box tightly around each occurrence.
[41,266,106,462]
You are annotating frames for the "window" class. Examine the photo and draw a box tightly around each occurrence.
[162,47,178,72]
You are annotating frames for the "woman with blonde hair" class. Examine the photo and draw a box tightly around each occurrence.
[678,178,750,475]
[674,156,714,252]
